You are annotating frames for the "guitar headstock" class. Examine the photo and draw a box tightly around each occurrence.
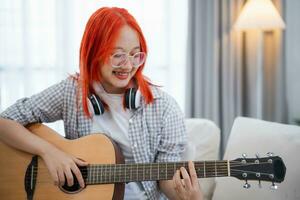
[230,153,286,189]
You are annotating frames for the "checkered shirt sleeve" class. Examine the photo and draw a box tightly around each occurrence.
[155,94,187,163]
[0,79,67,125]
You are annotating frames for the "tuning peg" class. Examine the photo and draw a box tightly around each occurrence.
[267,152,274,157]
[242,153,247,158]
[258,180,262,188]
[270,182,278,190]
[243,180,251,189]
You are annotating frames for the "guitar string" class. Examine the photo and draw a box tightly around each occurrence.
[28,160,271,170]
[27,161,273,174]
[24,167,266,183]
[25,171,265,185]
[25,168,231,176]
[25,171,231,183]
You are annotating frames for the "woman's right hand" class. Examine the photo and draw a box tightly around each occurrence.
[40,145,88,188]
[173,161,203,200]
[0,119,88,188]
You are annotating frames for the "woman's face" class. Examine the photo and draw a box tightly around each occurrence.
[100,25,141,94]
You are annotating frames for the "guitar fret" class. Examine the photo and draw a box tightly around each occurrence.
[203,161,206,178]
[130,164,135,181]
[92,165,95,184]
[100,165,103,183]
[118,165,121,182]
[143,164,145,180]
[227,160,230,176]
[129,165,132,181]
[113,165,116,183]
[104,165,106,182]
[97,165,99,184]
[86,166,90,184]
[105,165,108,183]
[102,165,105,183]
[128,165,131,182]
[114,165,118,183]
[144,164,150,181]
[124,165,127,182]
[145,164,150,180]
[165,163,167,180]
[158,163,160,179]
[149,164,152,180]
[109,165,112,182]
[136,164,138,181]
[88,166,91,184]
[89,166,91,184]
[215,160,217,177]
[96,165,99,184]
[95,165,98,184]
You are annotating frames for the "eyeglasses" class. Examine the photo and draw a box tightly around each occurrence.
[110,52,146,68]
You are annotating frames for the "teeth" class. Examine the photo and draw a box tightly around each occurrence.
[114,71,128,75]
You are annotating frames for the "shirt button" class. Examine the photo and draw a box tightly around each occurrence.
[129,119,133,123]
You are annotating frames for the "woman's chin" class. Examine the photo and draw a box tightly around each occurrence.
[112,82,130,91]
[113,78,131,87]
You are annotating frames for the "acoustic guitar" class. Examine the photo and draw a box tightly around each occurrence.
[0,124,286,200]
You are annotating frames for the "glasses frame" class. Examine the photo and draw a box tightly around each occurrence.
[110,52,147,69]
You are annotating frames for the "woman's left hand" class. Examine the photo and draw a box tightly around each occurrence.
[173,161,203,200]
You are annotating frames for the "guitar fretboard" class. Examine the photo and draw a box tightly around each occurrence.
[83,161,230,184]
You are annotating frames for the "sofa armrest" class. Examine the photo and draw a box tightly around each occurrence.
[212,117,300,200]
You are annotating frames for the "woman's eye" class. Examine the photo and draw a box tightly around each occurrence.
[131,51,140,56]
[113,54,123,58]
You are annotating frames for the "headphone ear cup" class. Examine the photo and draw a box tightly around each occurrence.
[88,94,105,115]
[125,88,141,110]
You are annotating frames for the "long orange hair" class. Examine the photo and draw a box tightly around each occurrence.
[79,7,153,117]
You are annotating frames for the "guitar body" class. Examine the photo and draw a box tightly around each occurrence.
[0,124,124,200]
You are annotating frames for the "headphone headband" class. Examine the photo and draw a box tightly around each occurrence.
[88,87,140,115]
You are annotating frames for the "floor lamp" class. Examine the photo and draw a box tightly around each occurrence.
[234,0,285,119]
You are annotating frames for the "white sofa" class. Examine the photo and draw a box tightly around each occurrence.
[184,118,221,200]
[184,117,300,200]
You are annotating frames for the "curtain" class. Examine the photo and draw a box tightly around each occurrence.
[186,0,287,154]
[284,0,300,124]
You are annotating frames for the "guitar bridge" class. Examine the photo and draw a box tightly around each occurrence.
[24,155,38,200]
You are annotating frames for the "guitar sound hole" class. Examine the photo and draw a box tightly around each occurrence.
[61,178,80,193]
[59,166,87,194]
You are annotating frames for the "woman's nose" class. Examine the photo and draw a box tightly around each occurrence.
[121,58,133,69]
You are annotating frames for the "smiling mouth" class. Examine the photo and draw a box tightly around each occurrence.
[113,71,130,76]
[113,71,130,80]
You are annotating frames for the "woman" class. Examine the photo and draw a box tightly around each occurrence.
[0,7,202,200]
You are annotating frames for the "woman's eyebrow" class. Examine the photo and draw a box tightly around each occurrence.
[113,46,140,51]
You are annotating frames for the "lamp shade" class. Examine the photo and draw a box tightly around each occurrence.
[234,0,285,30]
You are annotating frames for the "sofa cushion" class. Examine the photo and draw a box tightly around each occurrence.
[183,118,220,200]
[212,117,300,200]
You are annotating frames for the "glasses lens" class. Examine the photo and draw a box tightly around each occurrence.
[110,52,146,68]
[111,53,127,68]
[131,52,146,68]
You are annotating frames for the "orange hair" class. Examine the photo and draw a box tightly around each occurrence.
[79,7,153,117]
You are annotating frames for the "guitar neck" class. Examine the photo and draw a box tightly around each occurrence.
[85,161,229,184]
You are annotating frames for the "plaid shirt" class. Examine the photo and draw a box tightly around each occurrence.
[0,77,187,199]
